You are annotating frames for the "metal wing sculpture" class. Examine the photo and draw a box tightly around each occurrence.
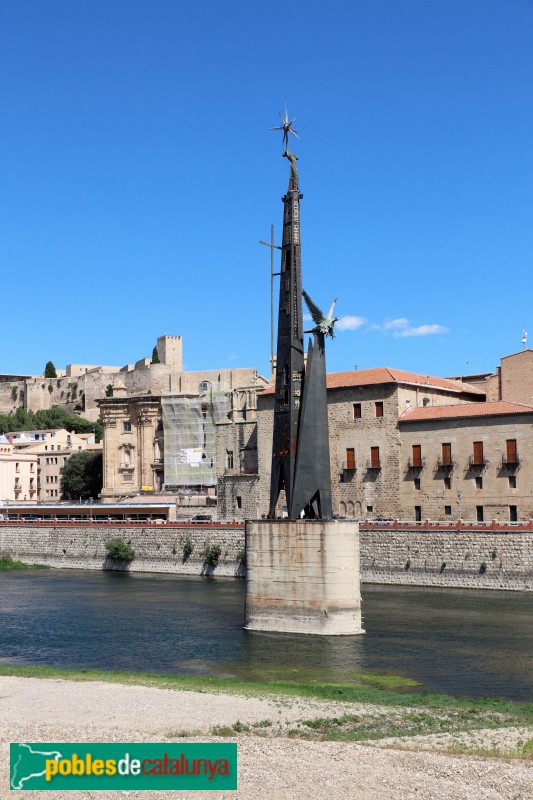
[302,290,339,339]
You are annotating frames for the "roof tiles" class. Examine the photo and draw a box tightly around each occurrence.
[261,367,484,396]
[399,401,533,423]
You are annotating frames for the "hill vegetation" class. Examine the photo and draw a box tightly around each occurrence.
[0,407,103,442]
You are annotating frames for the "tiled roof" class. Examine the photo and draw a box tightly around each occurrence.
[399,401,533,423]
[261,367,484,396]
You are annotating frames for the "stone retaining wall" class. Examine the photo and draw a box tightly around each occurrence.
[0,524,245,577]
[1,524,532,591]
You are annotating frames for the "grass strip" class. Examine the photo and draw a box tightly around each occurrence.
[0,664,532,727]
[0,556,49,570]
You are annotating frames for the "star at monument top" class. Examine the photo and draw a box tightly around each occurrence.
[271,103,299,151]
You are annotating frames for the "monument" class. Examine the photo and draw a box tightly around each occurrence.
[244,109,364,635]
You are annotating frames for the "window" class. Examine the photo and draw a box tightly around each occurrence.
[509,505,518,522]
[353,403,361,420]
[444,505,452,516]
[441,443,452,466]
[123,421,132,432]
[51,445,54,451]
[226,451,234,470]
[414,478,421,490]
[370,446,380,469]
[237,496,242,510]
[366,505,373,514]
[509,475,517,489]
[506,439,517,463]
[375,401,384,418]
[345,448,355,470]
[414,506,422,522]
[476,506,484,522]
[444,477,451,490]
[472,441,484,466]
[475,476,483,490]
[412,445,422,468]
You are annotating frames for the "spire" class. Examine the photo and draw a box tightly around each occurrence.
[268,106,304,517]
[268,108,333,519]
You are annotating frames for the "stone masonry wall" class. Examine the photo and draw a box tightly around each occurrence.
[0,525,245,577]
[1,523,532,591]
[361,525,533,590]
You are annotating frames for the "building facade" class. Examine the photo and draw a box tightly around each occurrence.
[0,435,38,502]
[97,368,267,504]
[3,428,100,502]
[217,358,533,522]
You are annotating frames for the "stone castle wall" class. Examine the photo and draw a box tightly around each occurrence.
[1,523,531,591]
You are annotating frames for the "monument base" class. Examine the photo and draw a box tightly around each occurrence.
[244,519,364,636]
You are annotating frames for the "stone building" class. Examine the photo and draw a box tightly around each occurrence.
[216,360,533,522]
[97,368,267,505]
[398,401,533,522]
[0,335,185,422]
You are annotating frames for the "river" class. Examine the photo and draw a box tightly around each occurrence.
[1,570,532,701]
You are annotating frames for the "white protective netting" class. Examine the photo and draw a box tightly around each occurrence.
[162,387,229,488]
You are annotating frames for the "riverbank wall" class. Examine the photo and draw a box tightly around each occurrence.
[0,522,532,590]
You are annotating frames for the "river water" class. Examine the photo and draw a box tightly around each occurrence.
[1,570,532,701]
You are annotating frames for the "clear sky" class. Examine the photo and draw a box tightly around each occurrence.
[1,1,533,381]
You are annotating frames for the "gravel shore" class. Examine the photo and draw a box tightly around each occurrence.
[2,677,531,799]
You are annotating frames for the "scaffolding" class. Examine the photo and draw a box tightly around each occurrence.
[161,385,229,490]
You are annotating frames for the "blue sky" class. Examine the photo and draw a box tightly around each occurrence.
[2,1,533,381]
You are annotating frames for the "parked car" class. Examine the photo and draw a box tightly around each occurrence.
[190,514,213,524]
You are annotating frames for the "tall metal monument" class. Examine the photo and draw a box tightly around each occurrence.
[244,109,364,636]
[268,108,334,520]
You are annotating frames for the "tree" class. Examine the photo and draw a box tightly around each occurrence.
[151,346,160,364]
[44,361,57,378]
[105,384,113,397]
[61,451,102,500]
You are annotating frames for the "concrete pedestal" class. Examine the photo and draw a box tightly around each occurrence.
[244,519,364,636]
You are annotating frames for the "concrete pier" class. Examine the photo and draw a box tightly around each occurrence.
[244,519,364,635]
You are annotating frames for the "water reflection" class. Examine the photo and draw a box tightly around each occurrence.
[0,571,532,701]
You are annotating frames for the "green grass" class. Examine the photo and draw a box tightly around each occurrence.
[1,663,532,750]
[280,707,526,743]
[446,737,533,760]
[0,556,49,570]
[0,663,531,720]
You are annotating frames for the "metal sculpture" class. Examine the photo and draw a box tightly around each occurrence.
[268,109,334,520]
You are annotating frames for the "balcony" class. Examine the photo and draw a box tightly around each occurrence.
[366,459,381,471]
[437,457,455,471]
[501,454,520,471]
[407,457,425,472]
[119,462,134,471]
[342,460,357,472]
[468,455,488,470]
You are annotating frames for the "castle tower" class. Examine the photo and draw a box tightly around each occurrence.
[156,335,183,370]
